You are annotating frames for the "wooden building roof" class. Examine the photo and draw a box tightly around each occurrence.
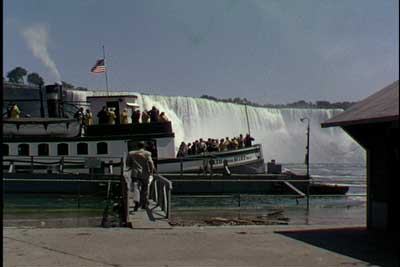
[321,80,399,128]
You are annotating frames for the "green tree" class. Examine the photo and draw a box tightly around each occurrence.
[61,81,74,89]
[27,72,45,86]
[7,67,28,83]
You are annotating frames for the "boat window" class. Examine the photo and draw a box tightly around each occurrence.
[77,143,88,155]
[3,144,9,156]
[57,143,69,156]
[97,142,108,154]
[38,143,49,156]
[18,144,30,156]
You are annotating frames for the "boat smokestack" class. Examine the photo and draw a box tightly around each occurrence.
[45,83,63,118]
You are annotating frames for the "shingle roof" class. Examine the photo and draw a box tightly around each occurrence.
[321,80,399,128]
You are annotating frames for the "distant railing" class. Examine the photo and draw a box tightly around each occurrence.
[171,144,263,176]
[3,156,124,176]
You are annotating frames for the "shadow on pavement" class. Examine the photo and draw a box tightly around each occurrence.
[276,227,399,267]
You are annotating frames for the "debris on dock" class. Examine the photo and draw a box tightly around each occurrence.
[169,209,290,226]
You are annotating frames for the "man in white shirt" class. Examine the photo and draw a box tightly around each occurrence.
[126,142,155,210]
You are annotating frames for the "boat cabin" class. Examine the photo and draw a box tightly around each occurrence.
[87,95,139,125]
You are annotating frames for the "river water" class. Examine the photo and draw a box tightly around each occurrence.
[3,162,366,228]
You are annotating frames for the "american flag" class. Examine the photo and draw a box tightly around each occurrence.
[90,59,106,73]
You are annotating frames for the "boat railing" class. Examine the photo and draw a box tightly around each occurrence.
[120,172,173,224]
[3,156,124,175]
[174,144,263,175]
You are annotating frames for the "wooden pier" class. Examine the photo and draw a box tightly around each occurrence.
[120,173,173,229]
[3,156,175,229]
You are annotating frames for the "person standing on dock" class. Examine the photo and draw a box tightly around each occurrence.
[126,142,155,210]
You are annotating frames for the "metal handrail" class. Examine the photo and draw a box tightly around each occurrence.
[175,145,263,176]
[120,172,173,224]
[149,174,173,219]
[175,144,262,161]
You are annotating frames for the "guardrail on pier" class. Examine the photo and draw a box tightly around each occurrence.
[150,174,173,219]
[120,173,173,225]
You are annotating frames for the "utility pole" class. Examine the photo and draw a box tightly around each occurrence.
[245,104,251,136]
[301,117,310,177]
[301,117,311,212]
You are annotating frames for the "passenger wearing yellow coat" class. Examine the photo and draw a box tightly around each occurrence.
[84,109,93,126]
[121,108,130,124]
[10,103,21,119]
[107,108,117,125]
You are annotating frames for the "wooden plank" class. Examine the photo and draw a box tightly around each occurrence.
[127,199,172,229]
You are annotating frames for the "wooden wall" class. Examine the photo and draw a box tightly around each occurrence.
[343,120,399,232]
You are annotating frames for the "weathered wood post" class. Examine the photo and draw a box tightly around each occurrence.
[153,179,158,203]
[163,185,167,211]
[120,157,129,225]
[120,157,124,176]
[306,177,310,213]
[121,172,129,226]
[167,184,171,219]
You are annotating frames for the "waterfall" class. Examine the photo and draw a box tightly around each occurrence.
[138,94,365,164]
[76,90,366,164]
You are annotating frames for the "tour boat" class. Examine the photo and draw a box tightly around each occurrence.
[3,83,266,181]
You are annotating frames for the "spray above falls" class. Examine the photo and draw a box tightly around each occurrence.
[69,90,365,164]
[21,24,61,82]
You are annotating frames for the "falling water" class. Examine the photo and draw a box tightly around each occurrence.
[86,91,364,164]
[138,94,364,163]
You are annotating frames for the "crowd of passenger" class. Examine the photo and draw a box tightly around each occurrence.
[177,134,255,157]
[73,105,169,127]
[127,106,169,124]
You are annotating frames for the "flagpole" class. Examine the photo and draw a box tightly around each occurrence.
[102,45,110,95]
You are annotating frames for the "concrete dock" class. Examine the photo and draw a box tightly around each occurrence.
[4,225,398,267]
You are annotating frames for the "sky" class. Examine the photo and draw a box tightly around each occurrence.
[3,0,399,104]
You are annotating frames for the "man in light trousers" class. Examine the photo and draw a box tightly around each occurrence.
[126,142,155,211]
